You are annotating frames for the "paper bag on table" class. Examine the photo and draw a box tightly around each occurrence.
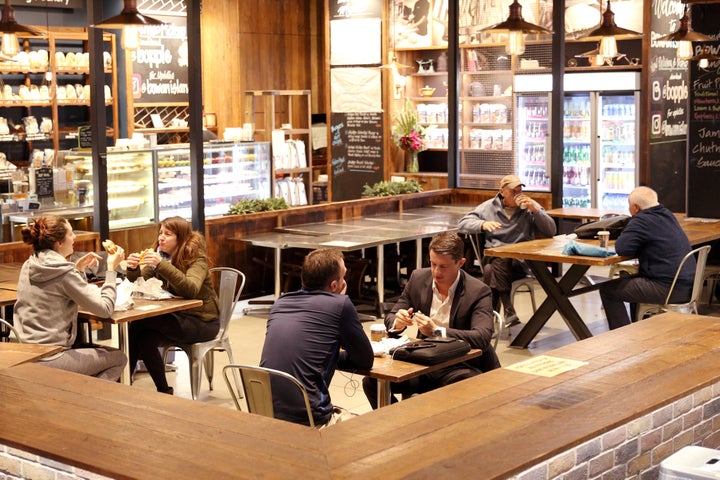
[114,278,135,312]
[132,277,173,300]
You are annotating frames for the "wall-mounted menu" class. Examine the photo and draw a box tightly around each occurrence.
[687,42,720,219]
[130,17,189,105]
[330,112,384,201]
[647,0,689,212]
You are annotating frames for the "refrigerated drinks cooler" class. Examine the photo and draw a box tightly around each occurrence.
[515,72,640,207]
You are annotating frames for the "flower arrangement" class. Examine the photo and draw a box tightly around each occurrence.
[392,100,429,153]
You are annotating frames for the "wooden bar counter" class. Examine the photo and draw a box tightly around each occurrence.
[2,312,720,479]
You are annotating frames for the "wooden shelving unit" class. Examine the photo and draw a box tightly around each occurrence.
[244,90,313,205]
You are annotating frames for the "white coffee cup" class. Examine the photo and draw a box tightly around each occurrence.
[370,324,386,342]
[598,230,610,248]
[514,194,528,210]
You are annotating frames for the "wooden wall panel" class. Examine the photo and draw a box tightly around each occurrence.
[200,0,321,137]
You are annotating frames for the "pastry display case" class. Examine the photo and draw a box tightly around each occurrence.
[156,141,271,220]
[57,149,155,229]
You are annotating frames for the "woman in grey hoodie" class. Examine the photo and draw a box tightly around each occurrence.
[14,215,127,381]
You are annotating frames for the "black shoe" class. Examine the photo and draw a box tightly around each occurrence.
[158,386,174,395]
[505,315,522,328]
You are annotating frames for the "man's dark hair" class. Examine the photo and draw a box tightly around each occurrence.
[428,231,464,262]
[301,248,344,290]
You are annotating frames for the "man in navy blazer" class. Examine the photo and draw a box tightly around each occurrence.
[362,231,501,409]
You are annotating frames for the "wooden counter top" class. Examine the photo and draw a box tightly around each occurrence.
[1,312,720,479]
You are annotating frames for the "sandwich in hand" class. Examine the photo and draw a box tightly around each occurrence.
[138,248,153,265]
[102,239,118,254]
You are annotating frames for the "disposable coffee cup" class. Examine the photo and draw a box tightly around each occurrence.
[514,194,528,210]
[370,324,386,342]
[598,230,610,248]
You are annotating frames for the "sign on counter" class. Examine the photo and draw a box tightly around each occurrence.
[330,112,384,201]
[35,167,54,199]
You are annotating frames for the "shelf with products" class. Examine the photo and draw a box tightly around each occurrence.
[156,142,271,220]
[0,28,117,157]
[243,90,312,205]
[57,148,155,230]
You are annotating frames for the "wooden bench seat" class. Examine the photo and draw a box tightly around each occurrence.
[2,312,720,479]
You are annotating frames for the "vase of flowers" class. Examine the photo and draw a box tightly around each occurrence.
[393,100,430,173]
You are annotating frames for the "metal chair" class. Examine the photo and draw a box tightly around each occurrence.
[636,245,711,321]
[465,233,538,319]
[491,310,504,349]
[702,264,720,306]
[163,267,245,400]
[0,318,21,343]
[222,364,315,428]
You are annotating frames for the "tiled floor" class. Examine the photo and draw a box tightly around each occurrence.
[127,265,720,416]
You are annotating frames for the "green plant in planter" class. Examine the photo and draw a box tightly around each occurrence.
[362,180,423,197]
[228,197,289,215]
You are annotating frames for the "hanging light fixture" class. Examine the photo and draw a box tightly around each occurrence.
[690,45,720,70]
[0,0,44,57]
[93,0,165,51]
[579,0,641,59]
[658,5,711,60]
[479,0,552,56]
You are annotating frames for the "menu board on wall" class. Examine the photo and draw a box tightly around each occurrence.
[130,17,189,105]
[330,112,384,201]
[687,43,720,219]
[648,0,689,212]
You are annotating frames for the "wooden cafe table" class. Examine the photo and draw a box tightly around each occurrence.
[484,237,630,349]
[0,343,62,369]
[78,297,202,385]
[341,348,483,408]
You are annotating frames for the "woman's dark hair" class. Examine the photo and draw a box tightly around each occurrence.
[301,248,343,291]
[21,215,69,253]
[157,216,210,272]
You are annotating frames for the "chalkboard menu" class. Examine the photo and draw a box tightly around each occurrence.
[130,17,189,105]
[687,43,720,218]
[35,167,53,199]
[78,126,92,149]
[330,112,384,201]
[648,0,689,212]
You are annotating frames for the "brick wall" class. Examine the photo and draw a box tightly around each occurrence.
[512,381,720,480]
[0,445,111,480]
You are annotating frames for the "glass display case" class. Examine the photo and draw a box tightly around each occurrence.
[58,149,155,229]
[156,141,271,220]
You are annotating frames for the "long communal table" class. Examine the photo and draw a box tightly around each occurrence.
[235,207,466,312]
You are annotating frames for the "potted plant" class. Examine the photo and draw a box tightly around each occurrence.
[392,100,433,173]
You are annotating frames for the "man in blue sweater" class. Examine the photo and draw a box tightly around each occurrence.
[260,248,373,428]
[600,186,695,329]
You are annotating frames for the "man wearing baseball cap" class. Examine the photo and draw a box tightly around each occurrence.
[458,174,556,326]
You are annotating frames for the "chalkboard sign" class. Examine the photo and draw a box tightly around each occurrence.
[330,112,384,201]
[35,167,53,199]
[130,17,189,105]
[647,0,689,212]
[78,126,92,148]
[687,42,720,219]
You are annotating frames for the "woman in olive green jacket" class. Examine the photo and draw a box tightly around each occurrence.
[126,216,220,394]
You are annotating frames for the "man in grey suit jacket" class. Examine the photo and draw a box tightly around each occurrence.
[362,231,501,409]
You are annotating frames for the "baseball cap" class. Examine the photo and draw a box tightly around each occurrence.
[499,174,525,190]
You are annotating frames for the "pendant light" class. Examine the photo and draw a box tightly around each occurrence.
[479,0,552,56]
[93,0,165,51]
[579,0,641,59]
[690,45,720,70]
[0,0,44,57]
[658,5,711,60]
